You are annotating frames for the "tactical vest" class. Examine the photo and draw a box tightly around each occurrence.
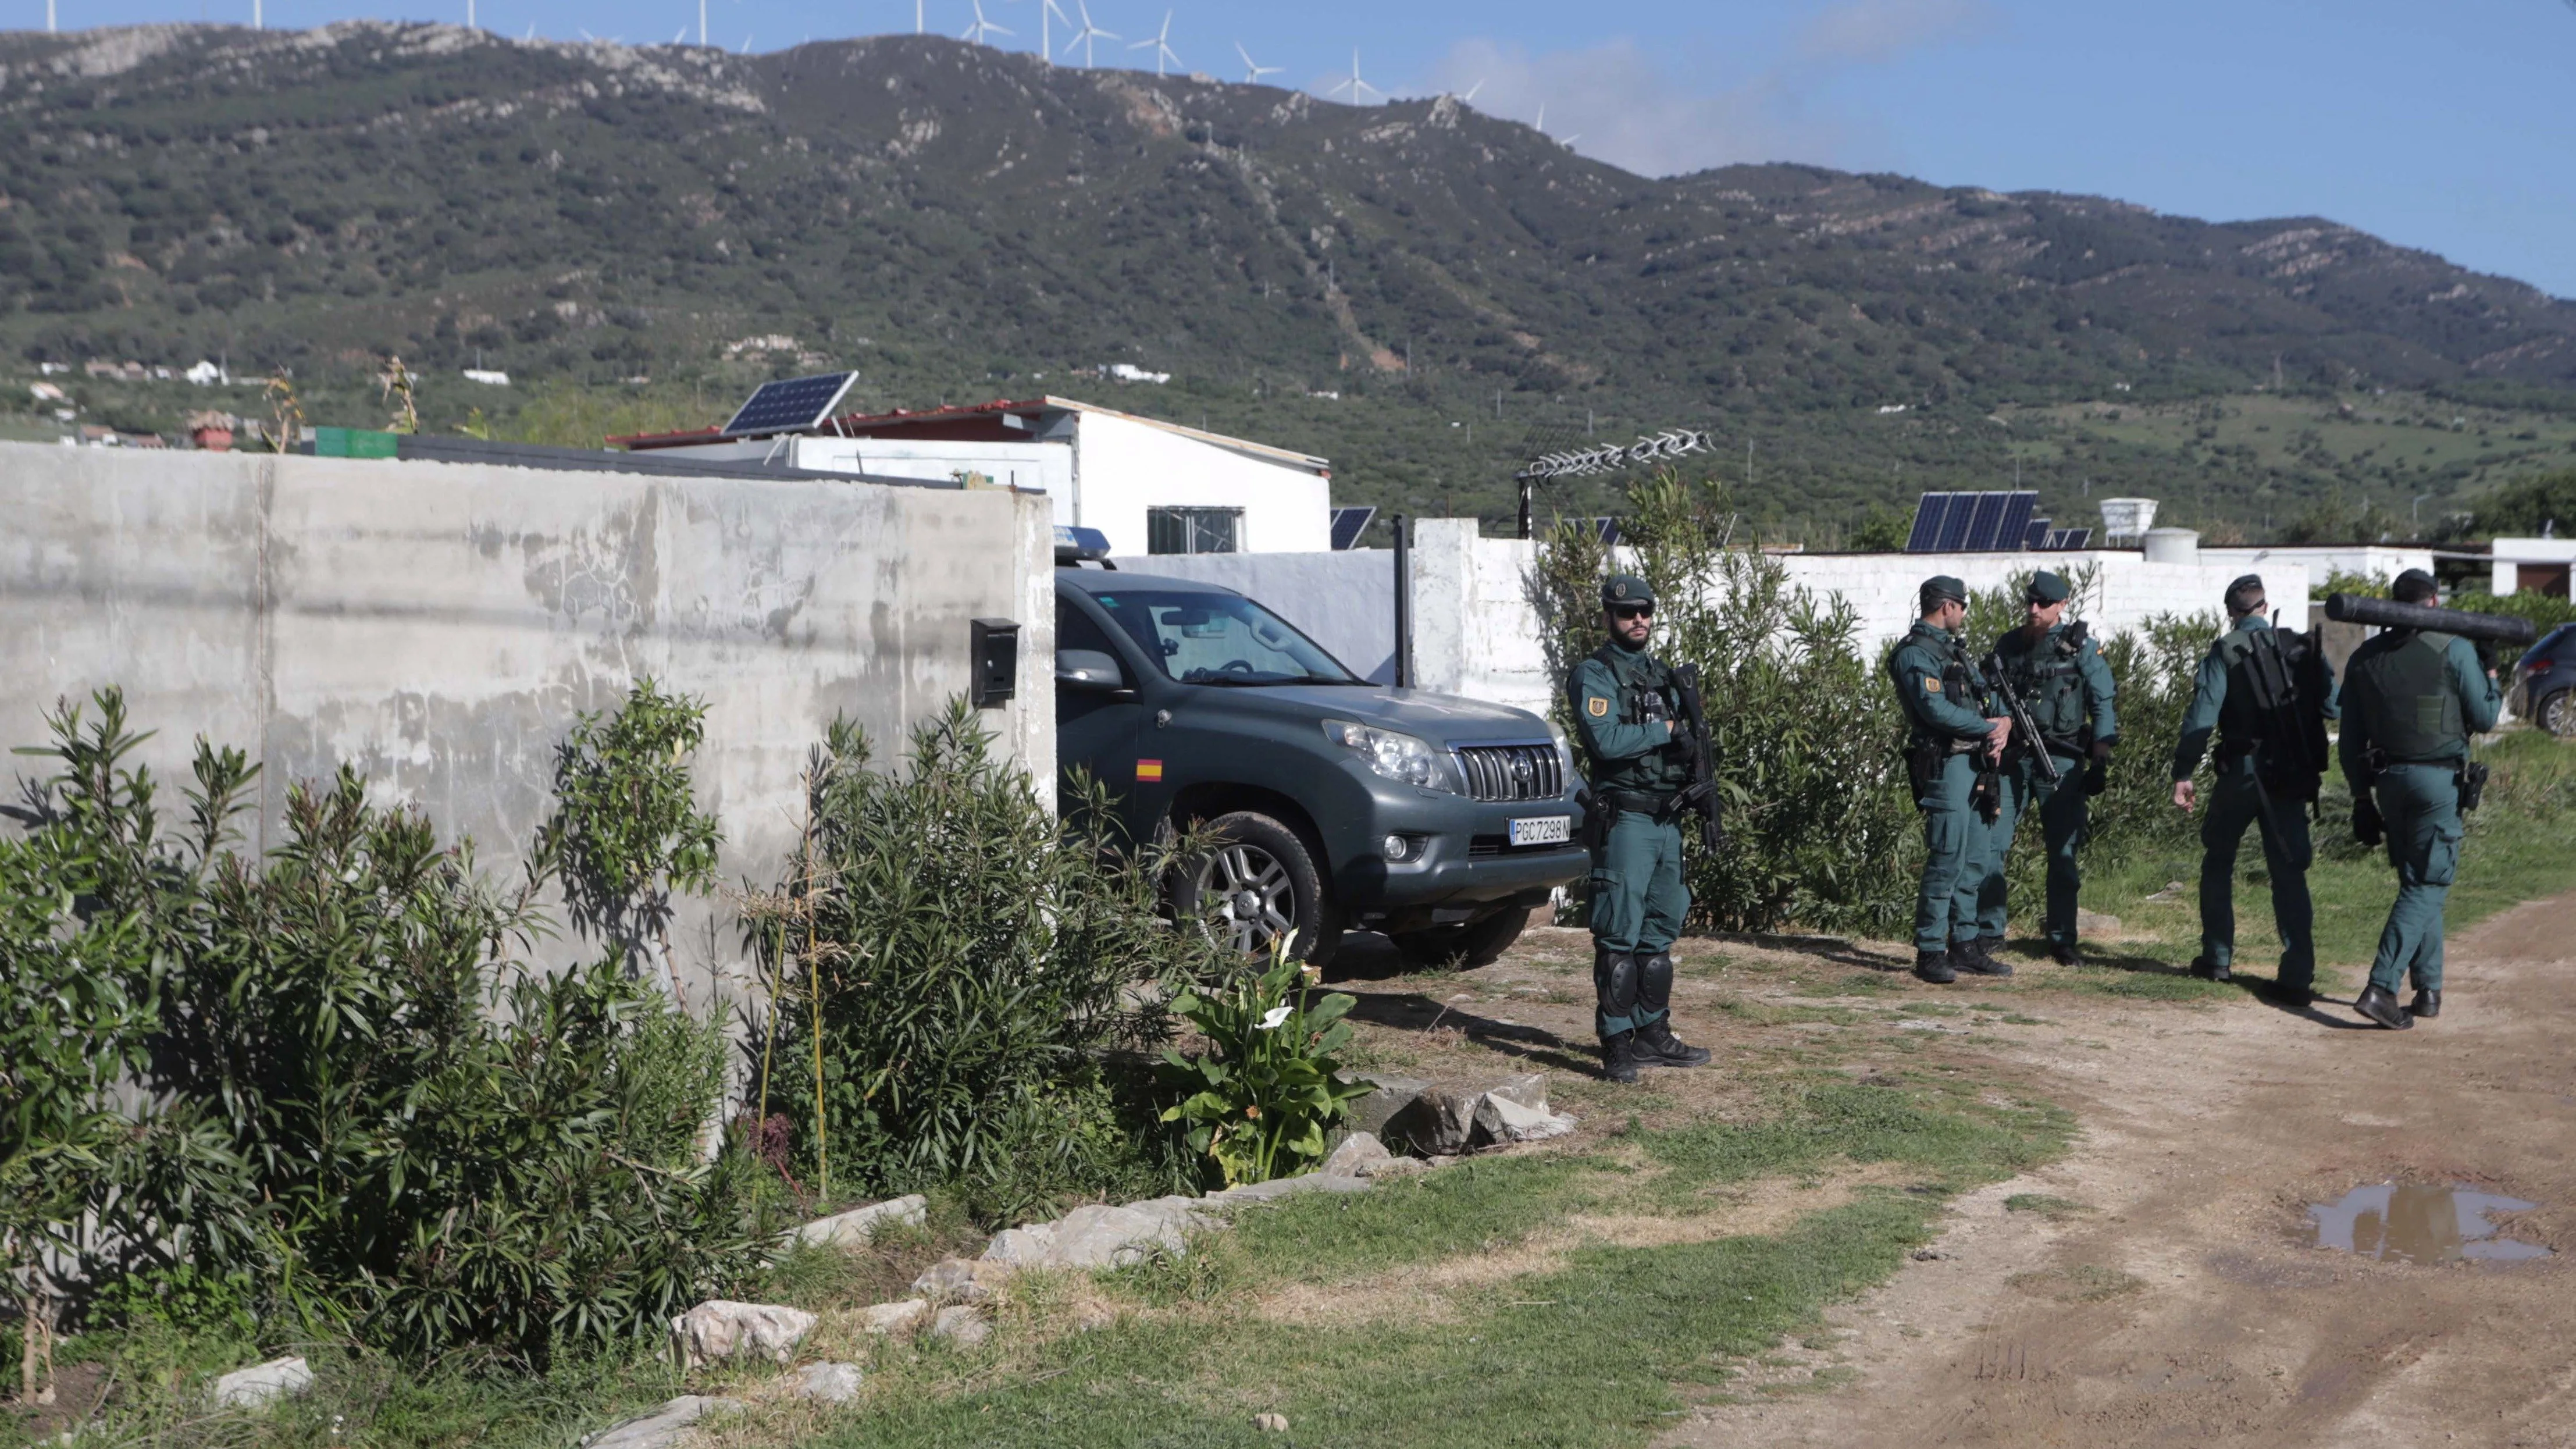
[1578,642,1688,792]
[1890,628,1979,745]
[2210,625,2274,750]
[1996,625,2088,747]
[2349,631,2467,763]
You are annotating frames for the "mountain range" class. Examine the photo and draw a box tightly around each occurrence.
[7,22,2573,537]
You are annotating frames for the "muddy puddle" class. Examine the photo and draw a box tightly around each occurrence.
[2306,1183,2553,1265]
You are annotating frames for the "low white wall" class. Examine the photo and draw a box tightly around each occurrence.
[2,443,1054,1002]
[1078,412,1332,556]
[2197,544,2431,593]
[1120,522,2306,722]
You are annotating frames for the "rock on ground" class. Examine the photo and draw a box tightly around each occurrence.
[1345,1073,1432,1137]
[796,1193,928,1249]
[669,1301,818,1368]
[1386,1073,1573,1153]
[911,1256,1015,1304]
[1321,1131,1394,1177]
[210,1356,313,1409]
[589,1395,740,1449]
[1253,1412,1291,1432]
[860,1298,931,1335]
[1474,1090,1577,1146]
[928,1305,991,1345]
[793,1362,863,1404]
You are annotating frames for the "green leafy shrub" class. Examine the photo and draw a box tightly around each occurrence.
[6,686,767,1366]
[1158,939,1372,1186]
[539,677,722,1007]
[767,700,1221,1224]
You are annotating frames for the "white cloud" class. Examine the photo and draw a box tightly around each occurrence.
[1406,2,1995,179]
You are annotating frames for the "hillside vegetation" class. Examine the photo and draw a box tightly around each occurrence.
[7,23,2575,539]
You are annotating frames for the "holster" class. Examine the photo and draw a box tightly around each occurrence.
[1903,740,1943,802]
[1575,786,1610,852]
[2459,761,2489,813]
[1971,768,2001,824]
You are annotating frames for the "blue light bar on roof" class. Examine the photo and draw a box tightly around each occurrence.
[1054,525,1113,562]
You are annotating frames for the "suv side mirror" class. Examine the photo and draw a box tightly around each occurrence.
[1057,648,1134,696]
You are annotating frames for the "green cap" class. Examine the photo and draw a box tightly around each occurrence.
[1602,575,1656,608]
[2026,570,2071,604]
[1919,575,1968,610]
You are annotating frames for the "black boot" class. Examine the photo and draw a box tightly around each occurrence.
[1914,949,1957,984]
[1599,1031,1645,1084]
[2048,940,2078,966]
[2263,978,2315,1007]
[2354,984,2414,1030]
[1635,1017,1712,1068]
[1953,934,2012,977]
[2190,956,2232,983]
[2408,989,2440,1019]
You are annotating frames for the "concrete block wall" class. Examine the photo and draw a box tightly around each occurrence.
[1,442,1054,1003]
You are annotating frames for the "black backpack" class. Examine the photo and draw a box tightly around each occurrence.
[2241,622,2331,811]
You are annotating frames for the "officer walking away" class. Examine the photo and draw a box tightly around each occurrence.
[1889,576,2014,984]
[1568,575,1716,1083]
[2171,574,2335,1003]
[2338,569,2503,1030]
[1977,571,2119,966]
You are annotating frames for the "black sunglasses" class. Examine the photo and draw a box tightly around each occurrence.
[1610,604,1654,620]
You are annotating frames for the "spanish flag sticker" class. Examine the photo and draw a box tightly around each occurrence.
[1136,759,1164,782]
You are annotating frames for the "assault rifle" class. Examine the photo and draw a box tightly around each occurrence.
[1667,664,1728,853]
[1978,651,2063,788]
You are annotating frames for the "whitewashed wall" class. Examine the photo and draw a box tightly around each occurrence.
[1076,412,1332,557]
[1128,521,2308,720]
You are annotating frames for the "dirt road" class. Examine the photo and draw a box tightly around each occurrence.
[1659,897,2576,1448]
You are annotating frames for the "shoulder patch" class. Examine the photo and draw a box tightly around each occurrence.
[1586,696,1609,717]
[1923,677,1942,693]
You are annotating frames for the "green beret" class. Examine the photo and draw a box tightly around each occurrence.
[1919,575,1967,609]
[2227,573,2264,597]
[2026,571,2071,604]
[1602,575,1655,608]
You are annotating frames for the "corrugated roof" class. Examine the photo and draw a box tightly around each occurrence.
[611,394,1330,476]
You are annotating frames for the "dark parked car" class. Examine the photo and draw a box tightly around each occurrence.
[1053,559,1587,968]
[2514,622,2576,739]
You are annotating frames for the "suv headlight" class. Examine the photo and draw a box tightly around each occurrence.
[1323,719,1451,791]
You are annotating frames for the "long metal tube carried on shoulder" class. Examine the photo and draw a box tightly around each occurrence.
[2323,593,2537,648]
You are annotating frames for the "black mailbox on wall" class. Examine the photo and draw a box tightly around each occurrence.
[970,618,1020,708]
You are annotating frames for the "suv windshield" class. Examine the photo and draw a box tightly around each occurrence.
[1089,589,1360,685]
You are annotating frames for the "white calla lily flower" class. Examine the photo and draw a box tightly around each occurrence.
[1255,1005,1292,1031]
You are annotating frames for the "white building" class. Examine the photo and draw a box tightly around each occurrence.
[615,396,1331,557]
[2489,537,2576,599]
[2195,543,2436,592]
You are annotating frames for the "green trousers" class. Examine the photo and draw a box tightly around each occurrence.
[1977,750,2089,945]
[1591,810,1688,1036]
[1591,810,1688,956]
[1912,752,1989,954]
[2367,763,2463,996]
[2196,756,2315,989]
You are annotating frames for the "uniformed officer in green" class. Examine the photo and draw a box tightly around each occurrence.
[2338,568,2502,1030]
[1567,575,1715,1083]
[1889,576,2014,984]
[2170,574,2335,1002]
[1977,571,2118,966]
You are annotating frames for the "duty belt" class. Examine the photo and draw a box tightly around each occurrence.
[1596,788,1679,817]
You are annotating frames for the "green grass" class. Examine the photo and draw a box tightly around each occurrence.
[804,1073,2071,1448]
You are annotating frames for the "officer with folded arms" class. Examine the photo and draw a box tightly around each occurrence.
[2338,568,2502,1030]
[1889,575,2013,984]
[1567,575,1715,1083]
[1976,570,2118,965]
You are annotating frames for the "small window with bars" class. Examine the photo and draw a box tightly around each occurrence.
[1147,507,1244,555]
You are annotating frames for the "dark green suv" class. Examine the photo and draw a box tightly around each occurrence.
[1056,565,1587,968]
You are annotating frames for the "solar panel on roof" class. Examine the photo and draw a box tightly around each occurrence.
[2025,518,2053,550]
[1939,493,1984,551]
[1594,517,1622,546]
[1992,492,2037,551]
[1905,493,1955,552]
[1964,493,2010,551]
[720,372,858,439]
[1329,506,1377,551]
[2043,527,2092,550]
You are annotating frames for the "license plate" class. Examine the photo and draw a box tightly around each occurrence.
[1508,816,1572,847]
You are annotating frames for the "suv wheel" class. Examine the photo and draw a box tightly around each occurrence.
[2543,689,2576,740]
[1173,811,1341,966]
[1392,907,1530,970]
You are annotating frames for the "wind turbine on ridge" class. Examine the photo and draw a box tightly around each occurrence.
[1061,1,1116,66]
[1235,40,1282,84]
[1041,0,1070,63]
[1326,48,1381,105]
[963,0,1012,44]
[1128,10,1181,77]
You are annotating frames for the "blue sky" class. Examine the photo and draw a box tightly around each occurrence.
[42,0,2576,298]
